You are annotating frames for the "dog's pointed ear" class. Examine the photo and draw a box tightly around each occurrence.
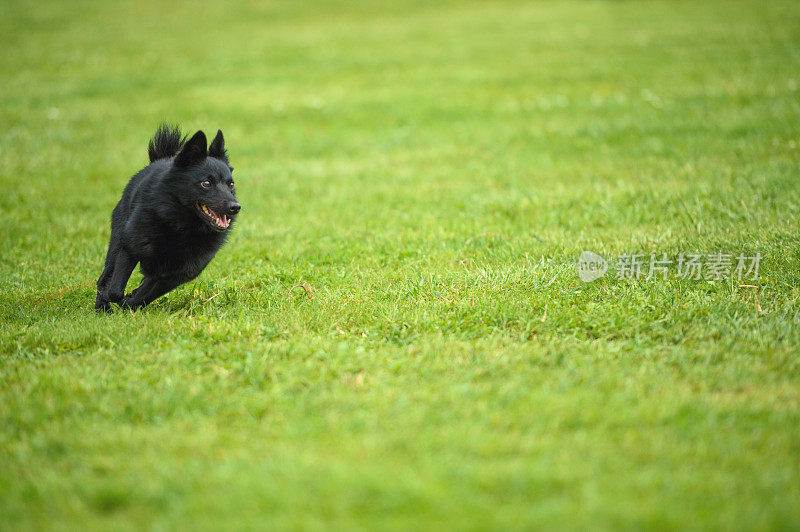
[174,130,207,167]
[209,129,228,162]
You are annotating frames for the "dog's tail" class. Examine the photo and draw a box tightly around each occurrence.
[148,124,186,163]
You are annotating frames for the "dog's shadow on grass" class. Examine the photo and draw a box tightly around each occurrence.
[148,287,238,316]
[82,287,237,316]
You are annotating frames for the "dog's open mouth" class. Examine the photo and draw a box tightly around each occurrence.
[195,202,230,231]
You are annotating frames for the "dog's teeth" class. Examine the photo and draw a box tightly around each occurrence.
[199,204,227,228]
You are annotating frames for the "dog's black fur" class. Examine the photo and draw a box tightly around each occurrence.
[95,125,240,312]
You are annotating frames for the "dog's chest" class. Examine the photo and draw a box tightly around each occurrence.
[143,230,225,279]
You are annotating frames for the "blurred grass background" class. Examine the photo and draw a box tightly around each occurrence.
[1,0,799,529]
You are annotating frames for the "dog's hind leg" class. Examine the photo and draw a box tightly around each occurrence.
[96,250,118,312]
[99,248,138,307]
[96,219,126,311]
[121,276,184,310]
[95,292,112,313]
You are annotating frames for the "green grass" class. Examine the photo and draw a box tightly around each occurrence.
[2,0,800,528]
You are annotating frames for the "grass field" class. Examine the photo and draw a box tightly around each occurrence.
[2,0,800,528]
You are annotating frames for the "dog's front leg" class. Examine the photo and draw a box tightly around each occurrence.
[121,276,183,310]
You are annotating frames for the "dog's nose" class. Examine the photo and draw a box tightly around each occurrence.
[228,202,241,215]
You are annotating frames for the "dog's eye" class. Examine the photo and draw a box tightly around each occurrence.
[228,181,235,190]
[201,179,212,189]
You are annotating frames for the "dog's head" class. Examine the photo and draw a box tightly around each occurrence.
[169,130,240,232]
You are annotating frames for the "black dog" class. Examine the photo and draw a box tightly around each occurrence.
[95,125,240,312]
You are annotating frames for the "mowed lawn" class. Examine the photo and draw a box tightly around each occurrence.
[1,0,800,528]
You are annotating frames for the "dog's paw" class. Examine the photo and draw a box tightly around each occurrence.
[119,297,143,312]
[100,287,124,303]
[95,292,112,313]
